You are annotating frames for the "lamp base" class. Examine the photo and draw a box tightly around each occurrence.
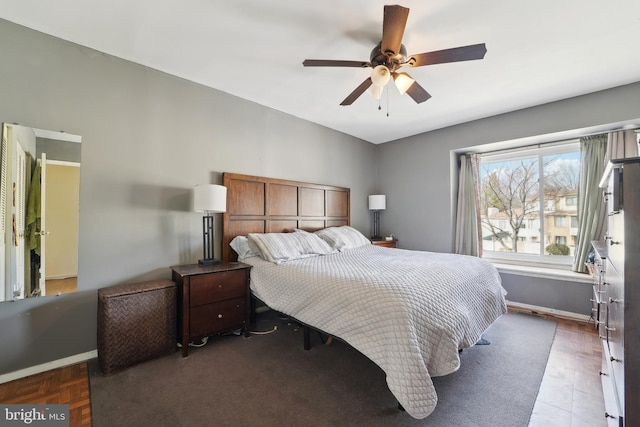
[198,258,221,266]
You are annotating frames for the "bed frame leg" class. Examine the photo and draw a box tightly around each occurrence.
[303,325,311,350]
[398,402,405,412]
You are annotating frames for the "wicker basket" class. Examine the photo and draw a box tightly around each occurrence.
[97,280,177,375]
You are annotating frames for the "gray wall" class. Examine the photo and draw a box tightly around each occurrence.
[0,19,376,374]
[376,82,640,314]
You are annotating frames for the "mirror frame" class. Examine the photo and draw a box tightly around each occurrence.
[1,123,81,302]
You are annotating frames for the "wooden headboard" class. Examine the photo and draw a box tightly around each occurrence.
[221,173,350,262]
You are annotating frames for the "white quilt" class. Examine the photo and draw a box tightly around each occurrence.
[244,245,507,419]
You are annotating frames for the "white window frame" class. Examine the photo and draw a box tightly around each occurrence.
[479,141,580,269]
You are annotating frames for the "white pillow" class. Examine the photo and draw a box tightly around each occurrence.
[229,235,260,260]
[247,231,336,264]
[314,226,371,251]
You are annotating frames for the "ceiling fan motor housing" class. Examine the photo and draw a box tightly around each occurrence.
[370,42,407,71]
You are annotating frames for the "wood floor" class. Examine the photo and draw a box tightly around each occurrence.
[0,362,91,426]
[46,276,78,296]
[0,313,604,427]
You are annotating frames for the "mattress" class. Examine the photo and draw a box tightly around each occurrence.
[243,244,507,418]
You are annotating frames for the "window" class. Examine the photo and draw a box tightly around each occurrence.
[571,216,578,228]
[479,141,580,266]
[554,216,567,227]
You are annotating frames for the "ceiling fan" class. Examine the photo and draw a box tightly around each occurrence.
[302,4,487,106]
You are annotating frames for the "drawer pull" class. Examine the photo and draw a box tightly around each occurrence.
[599,335,607,340]
[609,239,620,246]
[610,356,622,363]
[609,298,622,304]
[218,314,223,319]
[605,412,615,419]
[595,320,604,325]
[599,371,608,376]
[605,326,616,332]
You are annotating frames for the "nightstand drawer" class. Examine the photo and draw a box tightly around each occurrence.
[371,239,398,248]
[190,270,246,306]
[190,297,246,338]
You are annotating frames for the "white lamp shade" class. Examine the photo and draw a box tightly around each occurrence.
[370,84,384,100]
[368,194,386,210]
[370,65,391,87]
[393,72,415,95]
[194,184,227,213]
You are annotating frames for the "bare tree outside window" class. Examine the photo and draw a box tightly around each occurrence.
[480,158,539,252]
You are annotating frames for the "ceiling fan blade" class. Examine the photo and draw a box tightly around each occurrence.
[405,81,432,104]
[408,43,487,67]
[303,59,370,68]
[381,5,409,57]
[340,78,373,106]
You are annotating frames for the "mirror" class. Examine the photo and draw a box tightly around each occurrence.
[1,123,81,301]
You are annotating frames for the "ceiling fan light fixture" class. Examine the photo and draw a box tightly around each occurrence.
[371,65,391,87]
[393,72,415,95]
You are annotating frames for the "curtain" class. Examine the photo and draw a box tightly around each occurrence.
[606,129,639,161]
[572,134,608,272]
[454,153,482,256]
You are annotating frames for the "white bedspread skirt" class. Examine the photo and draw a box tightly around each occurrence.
[244,245,507,419]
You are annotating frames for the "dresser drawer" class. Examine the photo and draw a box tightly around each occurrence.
[601,342,623,426]
[190,297,246,339]
[607,211,624,273]
[189,270,247,306]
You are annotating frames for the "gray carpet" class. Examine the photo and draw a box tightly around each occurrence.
[89,311,557,427]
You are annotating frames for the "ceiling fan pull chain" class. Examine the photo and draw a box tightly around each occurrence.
[387,85,390,117]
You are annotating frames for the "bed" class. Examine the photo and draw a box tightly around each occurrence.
[221,173,507,419]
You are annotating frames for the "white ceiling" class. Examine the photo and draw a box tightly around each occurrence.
[2,1,640,144]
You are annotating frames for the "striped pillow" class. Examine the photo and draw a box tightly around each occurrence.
[229,235,260,260]
[247,231,336,264]
[314,226,371,251]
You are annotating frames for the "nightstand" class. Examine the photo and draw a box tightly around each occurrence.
[371,238,398,248]
[171,262,251,357]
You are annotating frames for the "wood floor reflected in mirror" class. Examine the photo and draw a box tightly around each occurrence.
[45,277,78,296]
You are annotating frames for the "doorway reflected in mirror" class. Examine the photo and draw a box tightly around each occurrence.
[1,123,81,302]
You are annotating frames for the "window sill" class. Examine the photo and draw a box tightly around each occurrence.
[491,262,593,284]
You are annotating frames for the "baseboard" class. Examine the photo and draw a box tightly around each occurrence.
[0,350,98,384]
[506,300,591,323]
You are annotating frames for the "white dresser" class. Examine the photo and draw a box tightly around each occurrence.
[596,157,640,426]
